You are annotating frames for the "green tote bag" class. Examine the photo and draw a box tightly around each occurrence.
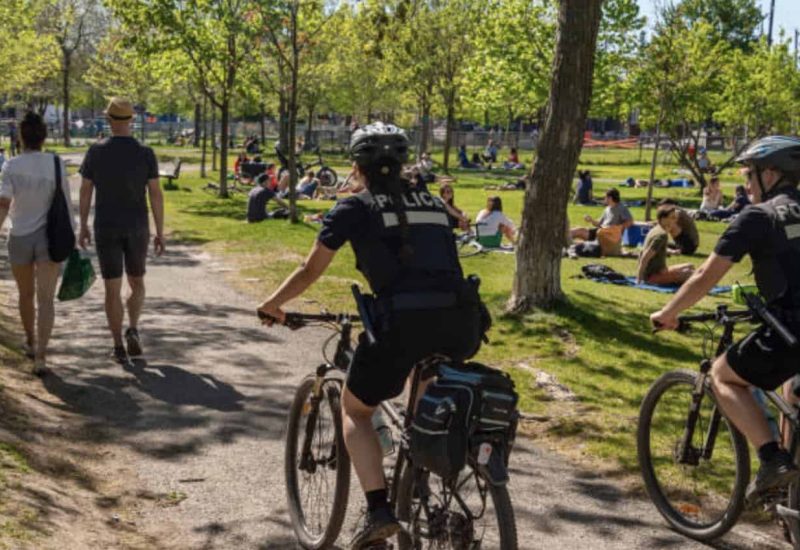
[58,250,96,301]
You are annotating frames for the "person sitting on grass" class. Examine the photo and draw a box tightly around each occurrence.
[438,183,469,231]
[475,196,516,245]
[247,173,289,223]
[699,175,724,213]
[457,145,481,169]
[659,198,700,255]
[708,184,750,220]
[502,147,525,170]
[279,169,318,200]
[481,139,498,168]
[574,170,594,205]
[570,187,633,243]
[636,205,695,285]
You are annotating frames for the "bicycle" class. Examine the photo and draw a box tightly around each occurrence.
[276,145,338,187]
[456,223,513,259]
[259,297,518,549]
[638,301,800,545]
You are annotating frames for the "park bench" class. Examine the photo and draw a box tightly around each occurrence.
[158,158,182,188]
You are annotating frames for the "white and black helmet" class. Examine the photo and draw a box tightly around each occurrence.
[350,122,409,167]
[736,136,800,176]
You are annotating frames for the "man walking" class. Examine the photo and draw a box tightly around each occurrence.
[78,97,164,363]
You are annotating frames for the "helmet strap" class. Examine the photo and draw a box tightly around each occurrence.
[756,166,769,200]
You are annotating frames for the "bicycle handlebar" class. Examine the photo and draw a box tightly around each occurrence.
[674,302,798,348]
[257,310,360,330]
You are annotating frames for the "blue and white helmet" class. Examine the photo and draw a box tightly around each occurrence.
[736,136,800,176]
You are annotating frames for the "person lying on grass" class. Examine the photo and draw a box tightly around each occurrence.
[636,205,694,285]
[475,196,516,245]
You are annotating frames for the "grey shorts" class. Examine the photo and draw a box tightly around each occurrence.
[95,228,149,279]
[8,226,51,265]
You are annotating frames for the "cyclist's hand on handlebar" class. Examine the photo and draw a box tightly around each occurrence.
[650,309,679,332]
[257,301,286,326]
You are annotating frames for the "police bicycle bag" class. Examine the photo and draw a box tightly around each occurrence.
[410,361,519,484]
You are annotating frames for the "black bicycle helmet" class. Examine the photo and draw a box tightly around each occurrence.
[736,136,800,174]
[350,122,409,167]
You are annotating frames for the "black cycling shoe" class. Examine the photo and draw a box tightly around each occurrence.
[125,328,143,357]
[350,508,401,549]
[746,451,800,504]
[111,345,130,365]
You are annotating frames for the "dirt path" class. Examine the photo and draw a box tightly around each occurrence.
[0,178,789,548]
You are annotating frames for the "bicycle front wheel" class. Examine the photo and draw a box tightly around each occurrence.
[285,374,350,549]
[637,369,749,541]
[396,464,517,549]
[317,167,338,187]
[785,420,800,548]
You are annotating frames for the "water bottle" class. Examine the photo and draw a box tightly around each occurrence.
[372,409,394,456]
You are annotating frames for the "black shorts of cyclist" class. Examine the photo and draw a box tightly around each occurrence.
[727,323,800,391]
[346,304,482,407]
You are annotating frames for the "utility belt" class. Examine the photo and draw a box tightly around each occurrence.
[351,275,489,346]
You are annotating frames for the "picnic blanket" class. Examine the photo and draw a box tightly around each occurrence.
[592,276,731,295]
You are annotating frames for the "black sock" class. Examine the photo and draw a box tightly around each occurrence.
[758,441,781,463]
[365,488,389,513]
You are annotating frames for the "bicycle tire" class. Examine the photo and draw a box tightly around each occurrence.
[786,424,800,548]
[637,369,749,541]
[316,167,338,187]
[395,464,517,549]
[285,375,350,549]
[456,237,482,258]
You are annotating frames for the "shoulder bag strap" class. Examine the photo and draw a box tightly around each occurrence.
[53,153,64,201]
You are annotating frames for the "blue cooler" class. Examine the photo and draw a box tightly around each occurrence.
[623,224,650,247]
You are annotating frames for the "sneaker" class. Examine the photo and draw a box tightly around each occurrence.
[125,328,143,357]
[22,342,35,360]
[111,345,130,365]
[31,358,49,377]
[350,508,401,549]
[746,451,800,504]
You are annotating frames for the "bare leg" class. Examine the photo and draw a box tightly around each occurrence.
[11,263,35,347]
[570,227,590,241]
[711,355,774,449]
[103,277,124,346]
[126,276,145,329]
[342,387,384,492]
[34,261,60,360]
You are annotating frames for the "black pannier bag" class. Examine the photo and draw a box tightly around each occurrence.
[410,362,519,484]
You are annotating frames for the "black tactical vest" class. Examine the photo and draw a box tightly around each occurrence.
[752,188,800,309]
[351,187,463,295]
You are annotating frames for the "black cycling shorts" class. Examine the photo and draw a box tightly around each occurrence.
[727,325,800,391]
[346,305,481,407]
[96,228,150,279]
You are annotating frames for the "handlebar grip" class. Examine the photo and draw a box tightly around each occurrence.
[256,310,305,330]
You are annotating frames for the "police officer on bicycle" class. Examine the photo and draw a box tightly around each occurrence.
[651,136,800,502]
[258,123,484,548]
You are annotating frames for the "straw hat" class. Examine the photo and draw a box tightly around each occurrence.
[104,97,134,120]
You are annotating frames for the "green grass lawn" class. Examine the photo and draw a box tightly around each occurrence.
[162,150,758,481]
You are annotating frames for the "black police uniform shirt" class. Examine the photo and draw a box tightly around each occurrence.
[715,186,800,311]
[318,184,464,296]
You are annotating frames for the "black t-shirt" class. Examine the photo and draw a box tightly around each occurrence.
[247,186,276,222]
[79,136,158,231]
[714,205,771,263]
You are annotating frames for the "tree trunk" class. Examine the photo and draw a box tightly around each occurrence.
[62,52,71,147]
[259,102,266,147]
[278,93,288,153]
[219,99,230,198]
[443,98,454,173]
[200,96,208,178]
[140,110,146,143]
[419,94,431,156]
[193,102,201,147]
[211,106,217,172]
[305,104,315,148]
[508,0,604,312]
[645,120,662,222]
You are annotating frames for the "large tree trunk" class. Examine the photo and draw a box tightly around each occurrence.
[62,52,71,147]
[219,98,230,198]
[508,0,604,312]
[193,102,201,147]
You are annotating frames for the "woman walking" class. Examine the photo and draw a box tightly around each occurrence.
[0,112,74,374]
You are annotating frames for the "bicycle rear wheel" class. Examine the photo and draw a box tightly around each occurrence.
[395,464,517,549]
[638,369,749,541]
[285,374,350,549]
[785,420,800,548]
[456,235,482,258]
[317,167,338,187]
